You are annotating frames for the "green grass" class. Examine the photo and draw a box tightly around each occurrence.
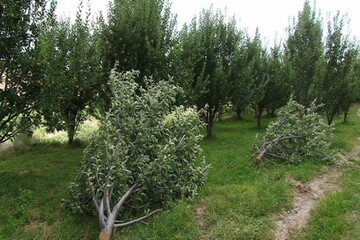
[0,144,98,239]
[0,107,359,239]
[332,107,360,151]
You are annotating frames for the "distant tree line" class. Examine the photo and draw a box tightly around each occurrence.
[1,0,359,143]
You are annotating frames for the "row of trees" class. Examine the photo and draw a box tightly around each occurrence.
[1,0,359,143]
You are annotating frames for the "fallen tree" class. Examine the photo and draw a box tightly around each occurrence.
[66,70,209,240]
[253,98,335,165]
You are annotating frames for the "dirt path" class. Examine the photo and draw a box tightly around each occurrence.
[274,109,360,240]
[274,165,342,240]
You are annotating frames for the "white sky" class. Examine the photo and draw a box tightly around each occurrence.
[55,0,360,44]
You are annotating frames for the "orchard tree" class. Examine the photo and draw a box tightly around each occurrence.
[175,8,241,137]
[247,31,270,129]
[265,42,291,116]
[66,70,208,240]
[0,0,48,143]
[39,1,105,145]
[228,33,252,120]
[105,0,176,84]
[229,34,289,125]
[318,12,359,124]
[91,13,113,114]
[285,1,324,109]
[341,51,360,122]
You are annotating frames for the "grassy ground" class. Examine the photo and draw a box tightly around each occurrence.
[0,107,359,239]
[296,107,360,240]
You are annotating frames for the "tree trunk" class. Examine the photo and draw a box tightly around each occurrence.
[343,107,350,123]
[206,122,213,138]
[236,107,242,120]
[206,110,216,138]
[326,111,334,125]
[256,111,262,129]
[96,184,139,240]
[99,213,116,240]
[67,125,76,145]
[67,111,78,145]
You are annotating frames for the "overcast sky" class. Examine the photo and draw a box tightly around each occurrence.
[55,0,360,44]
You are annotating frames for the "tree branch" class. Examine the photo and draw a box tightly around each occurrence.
[112,183,139,216]
[104,185,112,217]
[92,195,100,212]
[114,209,162,228]
[257,135,305,160]
[103,130,123,216]
[98,197,106,229]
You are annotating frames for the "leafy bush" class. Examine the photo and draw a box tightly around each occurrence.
[253,98,335,165]
[66,70,209,239]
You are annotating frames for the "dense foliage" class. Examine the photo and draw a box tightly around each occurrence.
[66,70,208,239]
[105,0,176,83]
[254,98,334,164]
[0,0,48,143]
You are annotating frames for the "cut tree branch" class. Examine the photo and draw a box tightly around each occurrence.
[256,135,305,160]
[114,209,162,228]
[98,198,106,229]
[112,183,139,215]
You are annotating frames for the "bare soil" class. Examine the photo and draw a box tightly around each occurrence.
[195,205,207,229]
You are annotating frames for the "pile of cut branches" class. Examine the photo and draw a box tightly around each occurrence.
[253,98,335,165]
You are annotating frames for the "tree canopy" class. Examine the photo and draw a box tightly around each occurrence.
[105,0,176,84]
